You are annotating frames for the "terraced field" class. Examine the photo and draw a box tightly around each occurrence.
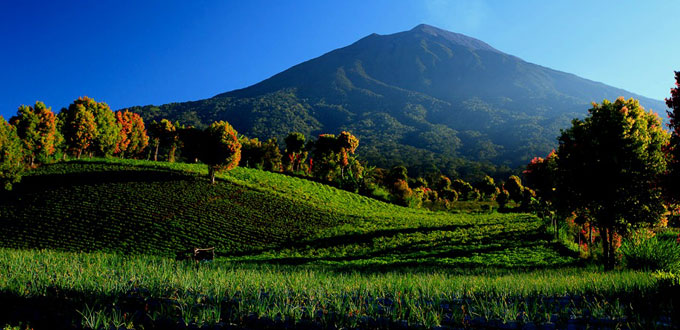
[0,161,351,256]
[0,159,575,270]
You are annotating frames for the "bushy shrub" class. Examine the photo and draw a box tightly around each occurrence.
[621,232,680,271]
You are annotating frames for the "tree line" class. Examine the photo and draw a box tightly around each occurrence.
[1,95,520,211]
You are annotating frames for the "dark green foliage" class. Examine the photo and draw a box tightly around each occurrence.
[0,116,25,190]
[177,126,204,162]
[452,179,473,200]
[523,150,558,203]
[496,189,510,209]
[148,119,179,162]
[283,132,306,172]
[477,175,497,199]
[240,136,282,172]
[387,165,408,184]
[556,98,669,269]
[664,71,680,205]
[621,233,680,271]
[505,175,524,202]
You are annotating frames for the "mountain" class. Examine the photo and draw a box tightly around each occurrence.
[129,24,667,179]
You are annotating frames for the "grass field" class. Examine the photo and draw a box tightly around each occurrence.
[0,158,677,329]
[0,158,575,270]
[1,249,677,329]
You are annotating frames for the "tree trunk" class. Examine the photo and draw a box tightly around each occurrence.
[169,145,176,163]
[608,227,617,269]
[209,167,216,184]
[601,225,612,270]
[154,142,159,161]
[77,149,82,159]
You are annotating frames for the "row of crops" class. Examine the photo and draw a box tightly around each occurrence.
[0,160,352,256]
[0,159,579,270]
[0,249,677,329]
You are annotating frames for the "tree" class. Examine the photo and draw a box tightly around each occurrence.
[523,150,558,203]
[284,132,306,172]
[505,175,524,203]
[664,71,680,206]
[0,116,24,190]
[90,99,120,157]
[202,121,242,184]
[261,138,283,172]
[10,101,60,165]
[114,110,149,158]
[452,179,473,200]
[310,134,339,181]
[59,98,98,159]
[240,136,282,171]
[496,189,510,209]
[148,119,178,162]
[336,131,359,179]
[177,126,204,163]
[477,175,497,200]
[556,98,669,269]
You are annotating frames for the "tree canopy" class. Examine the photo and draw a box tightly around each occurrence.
[10,101,60,165]
[202,121,242,184]
[0,116,24,190]
[555,97,669,269]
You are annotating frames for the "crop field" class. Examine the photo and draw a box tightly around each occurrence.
[0,159,574,270]
[0,159,678,329]
[1,249,678,329]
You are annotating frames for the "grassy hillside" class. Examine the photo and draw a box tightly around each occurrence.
[0,158,575,270]
[2,159,678,329]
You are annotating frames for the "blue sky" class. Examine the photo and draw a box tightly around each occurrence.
[1,0,678,119]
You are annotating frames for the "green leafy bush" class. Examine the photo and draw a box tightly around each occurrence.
[621,233,680,271]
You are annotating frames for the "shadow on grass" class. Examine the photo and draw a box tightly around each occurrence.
[223,223,582,274]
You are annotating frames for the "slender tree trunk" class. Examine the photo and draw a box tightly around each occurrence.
[609,227,617,269]
[77,149,82,159]
[601,225,611,270]
[209,167,216,184]
[169,145,176,163]
[154,142,159,161]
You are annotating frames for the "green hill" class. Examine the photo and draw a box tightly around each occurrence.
[0,158,576,269]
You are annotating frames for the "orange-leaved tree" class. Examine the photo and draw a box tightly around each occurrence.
[202,121,241,184]
[10,101,60,165]
[114,110,149,158]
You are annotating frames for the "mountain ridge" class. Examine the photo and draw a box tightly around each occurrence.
[129,24,666,179]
